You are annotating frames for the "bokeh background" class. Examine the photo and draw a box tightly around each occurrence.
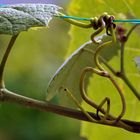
[0,1,83,140]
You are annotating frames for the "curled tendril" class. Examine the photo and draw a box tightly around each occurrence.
[90,13,116,43]
[59,12,116,43]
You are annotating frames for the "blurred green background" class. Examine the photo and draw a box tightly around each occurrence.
[0,1,83,140]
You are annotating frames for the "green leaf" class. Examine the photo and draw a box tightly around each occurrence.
[134,57,140,72]
[0,4,61,35]
[68,0,140,139]
[46,35,120,105]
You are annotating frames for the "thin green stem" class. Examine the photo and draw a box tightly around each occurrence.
[83,48,117,75]
[120,24,139,74]
[99,56,117,75]
[121,75,140,100]
[80,67,125,122]
[108,75,126,121]
[101,47,140,100]
[94,26,116,71]
[91,23,105,43]
[79,67,109,115]
[119,24,140,99]
[126,24,139,39]
[120,42,125,73]
[94,40,112,71]
[0,34,19,88]
[102,55,140,100]
[64,88,97,122]
[57,13,93,28]
[99,24,140,100]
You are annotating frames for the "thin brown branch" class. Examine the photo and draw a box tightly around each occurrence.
[0,88,140,133]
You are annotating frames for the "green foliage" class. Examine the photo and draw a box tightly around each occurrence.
[68,0,140,139]
[0,4,61,35]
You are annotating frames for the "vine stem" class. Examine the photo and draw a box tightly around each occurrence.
[121,74,140,99]
[0,88,138,133]
[57,13,93,28]
[0,20,139,133]
[119,24,140,100]
[101,58,140,100]
[94,25,116,71]
[0,34,19,88]
[120,42,125,74]
[120,24,139,73]
[99,24,140,100]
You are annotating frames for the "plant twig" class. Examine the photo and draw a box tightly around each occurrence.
[58,13,93,28]
[126,24,139,39]
[0,34,19,88]
[121,74,140,100]
[119,24,140,100]
[0,88,140,133]
[107,75,126,121]
[100,56,140,100]
[120,24,139,74]
[120,42,125,73]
